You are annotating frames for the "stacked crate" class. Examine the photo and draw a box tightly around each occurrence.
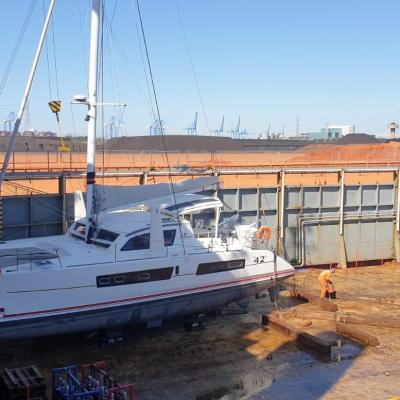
[0,365,47,400]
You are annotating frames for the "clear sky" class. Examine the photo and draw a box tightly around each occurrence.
[0,0,399,137]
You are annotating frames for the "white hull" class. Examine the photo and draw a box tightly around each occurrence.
[0,239,293,340]
[0,275,288,340]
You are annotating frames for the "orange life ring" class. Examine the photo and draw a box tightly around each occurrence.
[257,226,271,241]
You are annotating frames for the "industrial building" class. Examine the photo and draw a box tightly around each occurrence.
[308,124,356,141]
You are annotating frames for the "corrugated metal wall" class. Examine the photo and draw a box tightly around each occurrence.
[1,182,396,266]
[2,194,75,240]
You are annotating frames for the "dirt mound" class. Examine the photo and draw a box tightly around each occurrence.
[336,133,381,145]
[290,141,400,165]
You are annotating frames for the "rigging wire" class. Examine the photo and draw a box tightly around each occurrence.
[135,21,155,118]
[102,6,156,122]
[100,0,106,184]
[50,6,60,99]
[103,4,126,139]
[0,0,38,98]
[3,180,49,195]
[109,31,157,120]
[108,0,119,28]
[1,181,77,226]
[42,0,53,99]
[130,0,155,118]
[173,0,211,135]
[135,0,186,254]
[101,1,127,177]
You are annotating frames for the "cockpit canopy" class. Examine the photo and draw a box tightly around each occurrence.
[68,193,222,250]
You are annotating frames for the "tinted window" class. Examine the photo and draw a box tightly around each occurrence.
[121,229,176,251]
[163,229,176,247]
[121,233,150,251]
[94,229,119,242]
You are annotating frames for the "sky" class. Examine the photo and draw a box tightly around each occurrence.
[0,0,399,138]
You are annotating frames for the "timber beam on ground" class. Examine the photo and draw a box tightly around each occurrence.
[285,281,400,307]
[261,313,333,355]
[287,286,338,312]
[336,323,379,347]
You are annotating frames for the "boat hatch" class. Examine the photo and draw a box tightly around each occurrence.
[0,247,58,269]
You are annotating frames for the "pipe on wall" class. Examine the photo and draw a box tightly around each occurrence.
[296,212,395,267]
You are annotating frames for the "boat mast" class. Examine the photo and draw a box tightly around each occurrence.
[0,0,56,189]
[85,0,101,241]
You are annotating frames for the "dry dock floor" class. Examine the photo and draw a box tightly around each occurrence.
[2,264,400,399]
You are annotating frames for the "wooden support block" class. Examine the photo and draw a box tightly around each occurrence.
[265,314,299,338]
[263,314,333,355]
[307,296,338,312]
[336,322,379,347]
[297,332,332,355]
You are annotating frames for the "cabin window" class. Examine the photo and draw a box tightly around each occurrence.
[163,229,176,247]
[121,233,150,251]
[94,229,119,242]
[121,229,176,251]
[72,223,118,248]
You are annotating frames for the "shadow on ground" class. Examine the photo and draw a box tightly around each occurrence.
[0,298,363,399]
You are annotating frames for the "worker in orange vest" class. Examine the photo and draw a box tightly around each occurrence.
[318,266,337,299]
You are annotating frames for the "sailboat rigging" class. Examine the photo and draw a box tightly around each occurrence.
[0,0,294,339]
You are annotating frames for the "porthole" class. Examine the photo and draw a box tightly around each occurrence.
[99,277,111,286]
[137,272,150,281]
[113,275,126,284]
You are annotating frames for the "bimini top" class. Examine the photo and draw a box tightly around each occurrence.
[93,176,219,213]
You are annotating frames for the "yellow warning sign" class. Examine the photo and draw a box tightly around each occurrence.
[48,100,61,113]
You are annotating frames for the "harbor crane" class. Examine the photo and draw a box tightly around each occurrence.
[184,112,198,135]
[213,116,225,136]
[231,117,248,139]
[3,112,15,134]
[105,116,123,139]
[149,118,166,136]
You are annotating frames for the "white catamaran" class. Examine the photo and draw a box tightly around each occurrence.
[0,0,294,339]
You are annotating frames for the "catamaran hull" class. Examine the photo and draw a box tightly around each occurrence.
[0,277,284,340]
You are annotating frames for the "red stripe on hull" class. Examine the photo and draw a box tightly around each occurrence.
[4,270,293,319]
